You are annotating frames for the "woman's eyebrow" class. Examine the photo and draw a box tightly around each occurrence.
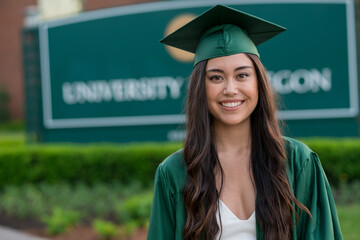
[206,66,253,73]
[234,66,253,71]
[206,68,224,73]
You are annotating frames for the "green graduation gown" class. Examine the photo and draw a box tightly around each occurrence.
[147,137,343,239]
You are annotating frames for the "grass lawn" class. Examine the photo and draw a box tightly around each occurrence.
[337,204,360,240]
[0,131,25,146]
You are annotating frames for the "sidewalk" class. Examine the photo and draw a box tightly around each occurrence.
[0,226,48,240]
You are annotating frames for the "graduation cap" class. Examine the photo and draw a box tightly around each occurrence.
[160,5,286,66]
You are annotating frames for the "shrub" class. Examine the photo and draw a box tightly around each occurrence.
[119,220,139,237]
[116,191,153,227]
[0,184,47,219]
[303,138,360,185]
[42,207,81,235]
[332,180,360,205]
[93,219,119,240]
[0,182,147,223]
[0,143,181,188]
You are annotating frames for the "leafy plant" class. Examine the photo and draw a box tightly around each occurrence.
[332,180,360,205]
[0,182,151,225]
[116,191,153,227]
[42,207,81,235]
[0,184,47,219]
[119,220,138,237]
[93,219,119,239]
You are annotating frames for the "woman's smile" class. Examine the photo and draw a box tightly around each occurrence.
[219,100,245,110]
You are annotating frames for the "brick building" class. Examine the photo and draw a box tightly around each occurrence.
[0,0,155,121]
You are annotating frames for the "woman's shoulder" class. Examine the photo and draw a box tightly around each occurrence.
[283,136,314,159]
[158,148,186,172]
[282,136,320,179]
[156,149,187,193]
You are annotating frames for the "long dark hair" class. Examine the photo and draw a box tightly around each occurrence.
[183,54,310,240]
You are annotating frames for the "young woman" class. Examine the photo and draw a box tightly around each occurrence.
[147,5,342,240]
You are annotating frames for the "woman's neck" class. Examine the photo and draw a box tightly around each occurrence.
[213,119,252,154]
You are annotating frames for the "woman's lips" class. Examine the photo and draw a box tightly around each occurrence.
[218,100,245,110]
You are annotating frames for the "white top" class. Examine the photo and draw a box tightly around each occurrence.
[216,200,256,240]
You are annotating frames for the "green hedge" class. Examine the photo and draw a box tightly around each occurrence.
[301,138,360,185]
[0,139,359,187]
[0,143,181,188]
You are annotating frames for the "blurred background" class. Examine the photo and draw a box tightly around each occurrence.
[0,0,360,239]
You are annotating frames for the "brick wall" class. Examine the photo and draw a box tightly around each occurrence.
[0,0,36,120]
[83,0,155,11]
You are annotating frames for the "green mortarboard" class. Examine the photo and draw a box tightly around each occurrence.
[160,5,286,66]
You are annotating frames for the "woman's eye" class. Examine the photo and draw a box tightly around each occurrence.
[237,73,249,79]
[209,75,222,81]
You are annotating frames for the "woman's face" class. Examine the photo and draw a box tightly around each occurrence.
[205,53,258,127]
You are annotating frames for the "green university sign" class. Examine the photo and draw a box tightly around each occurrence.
[32,0,358,141]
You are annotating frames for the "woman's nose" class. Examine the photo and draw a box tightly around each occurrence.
[223,79,238,95]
